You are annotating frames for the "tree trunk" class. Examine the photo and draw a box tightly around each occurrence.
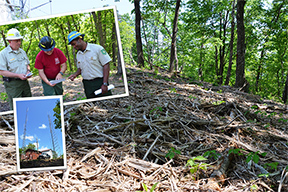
[142,19,153,70]
[45,22,50,37]
[215,46,219,77]
[112,23,117,67]
[169,0,181,74]
[117,50,123,76]
[235,0,246,89]
[25,28,36,54]
[34,20,41,41]
[199,42,204,80]
[225,0,236,85]
[1,30,7,47]
[92,11,105,47]
[134,0,144,67]
[283,73,288,103]
[218,10,229,85]
[60,24,72,71]
[255,48,265,92]
[67,18,77,69]
[70,15,80,31]
[103,11,107,46]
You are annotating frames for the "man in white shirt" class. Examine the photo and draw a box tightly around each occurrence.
[0,28,32,109]
[67,31,112,99]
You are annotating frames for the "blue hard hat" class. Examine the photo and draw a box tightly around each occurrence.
[68,31,85,44]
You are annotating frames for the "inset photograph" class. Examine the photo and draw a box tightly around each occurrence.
[14,96,66,172]
[0,6,129,114]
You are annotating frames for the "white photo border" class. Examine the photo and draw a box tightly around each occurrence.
[14,95,67,172]
[0,5,129,115]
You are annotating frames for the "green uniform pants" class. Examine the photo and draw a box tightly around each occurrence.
[4,79,32,110]
[82,78,112,99]
[42,79,63,96]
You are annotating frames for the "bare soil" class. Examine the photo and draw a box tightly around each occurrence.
[20,158,64,169]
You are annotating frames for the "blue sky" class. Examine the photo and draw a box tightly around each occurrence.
[15,97,64,156]
[28,0,134,18]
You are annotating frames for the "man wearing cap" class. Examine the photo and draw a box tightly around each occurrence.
[67,31,112,99]
[35,36,67,96]
[0,28,32,110]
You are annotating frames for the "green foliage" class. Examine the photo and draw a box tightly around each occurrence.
[63,93,70,101]
[212,100,225,105]
[165,147,181,160]
[258,173,270,178]
[126,106,132,111]
[264,162,279,171]
[169,88,177,93]
[19,143,36,155]
[76,96,86,100]
[0,92,8,101]
[246,151,267,164]
[70,112,76,117]
[188,95,197,99]
[52,150,58,159]
[278,118,288,123]
[250,184,258,191]
[53,100,61,130]
[4,9,118,74]
[203,150,221,160]
[136,182,159,192]
[186,156,209,180]
[250,105,258,110]
[149,106,163,118]
[150,106,163,114]
[5,0,287,103]
[230,148,267,165]
[228,148,245,156]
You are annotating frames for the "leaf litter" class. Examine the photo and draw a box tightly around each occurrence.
[1,66,288,191]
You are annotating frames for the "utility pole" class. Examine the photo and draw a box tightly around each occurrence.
[48,113,60,159]
[36,136,39,151]
[22,107,29,150]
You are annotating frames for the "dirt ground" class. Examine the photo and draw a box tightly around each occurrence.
[1,66,288,191]
[20,158,64,169]
[0,72,127,113]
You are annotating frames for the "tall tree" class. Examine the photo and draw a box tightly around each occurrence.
[134,0,145,67]
[92,11,105,48]
[235,0,246,89]
[53,100,61,130]
[169,0,181,74]
[217,5,230,85]
[225,0,236,85]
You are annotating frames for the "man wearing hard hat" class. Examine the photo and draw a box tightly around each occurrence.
[0,28,32,110]
[35,36,67,96]
[67,31,112,99]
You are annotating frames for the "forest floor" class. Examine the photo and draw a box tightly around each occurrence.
[1,65,288,191]
[0,72,126,113]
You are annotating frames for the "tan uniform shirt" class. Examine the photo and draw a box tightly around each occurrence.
[0,45,30,74]
[76,43,112,80]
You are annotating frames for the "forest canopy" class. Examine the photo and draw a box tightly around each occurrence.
[120,0,288,103]
[0,7,119,76]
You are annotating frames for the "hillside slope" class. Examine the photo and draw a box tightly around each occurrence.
[1,66,288,191]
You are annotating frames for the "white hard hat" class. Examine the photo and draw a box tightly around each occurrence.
[6,28,23,40]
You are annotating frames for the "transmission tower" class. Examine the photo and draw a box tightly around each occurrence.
[2,0,52,21]
[48,113,60,158]
[36,136,39,151]
[22,107,29,150]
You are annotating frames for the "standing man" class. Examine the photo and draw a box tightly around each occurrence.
[0,28,32,110]
[35,36,67,96]
[67,31,112,99]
